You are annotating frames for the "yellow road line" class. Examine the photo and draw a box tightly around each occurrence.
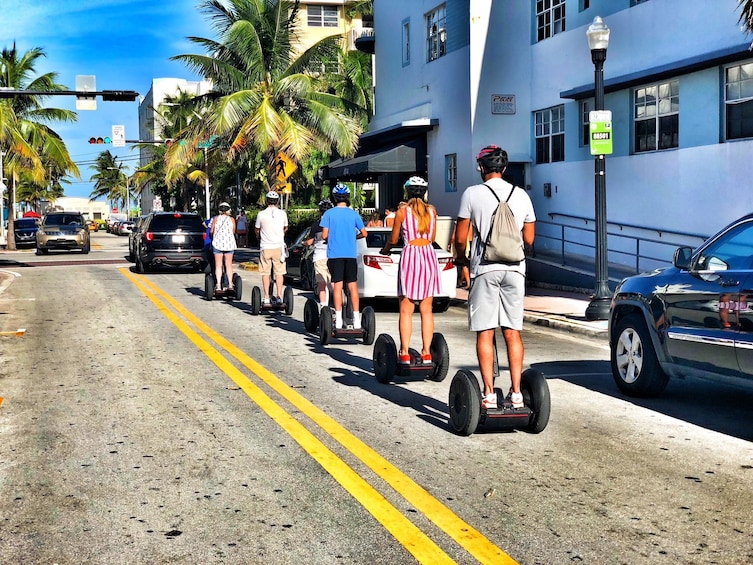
[124,268,516,565]
[122,269,456,564]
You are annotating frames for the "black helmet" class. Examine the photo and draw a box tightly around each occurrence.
[476,145,509,173]
[404,176,428,200]
[318,199,334,213]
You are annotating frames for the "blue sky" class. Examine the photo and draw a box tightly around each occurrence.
[0,0,213,200]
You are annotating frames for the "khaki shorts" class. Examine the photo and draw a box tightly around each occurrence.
[259,247,287,276]
[468,270,525,331]
[314,259,331,284]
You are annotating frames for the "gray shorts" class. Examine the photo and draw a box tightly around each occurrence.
[468,270,525,331]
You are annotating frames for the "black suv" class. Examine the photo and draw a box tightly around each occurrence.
[132,212,207,272]
[609,213,753,398]
[14,218,39,247]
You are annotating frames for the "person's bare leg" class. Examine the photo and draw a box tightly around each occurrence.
[398,296,415,355]
[213,253,223,288]
[476,329,496,397]
[418,297,434,356]
[502,328,524,394]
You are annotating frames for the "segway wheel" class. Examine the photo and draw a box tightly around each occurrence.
[304,299,320,333]
[284,286,294,315]
[362,306,376,345]
[319,307,333,345]
[232,273,243,301]
[251,286,262,315]
[204,273,215,301]
[428,333,450,382]
[343,288,354,321]
[448,370,482,436]
[521,368,551,434]
[373,334,397,384]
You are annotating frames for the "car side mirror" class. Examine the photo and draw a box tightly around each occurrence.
[673,246,693,270]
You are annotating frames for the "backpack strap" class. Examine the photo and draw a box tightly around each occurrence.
[482,183,515,203]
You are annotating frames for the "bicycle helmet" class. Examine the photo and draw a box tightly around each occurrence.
[218,202,231,213]
[318,199,334,212]
[331,183,351,204]
[266,191,280,205]
[476,145,509,173]
[404,176,429,200]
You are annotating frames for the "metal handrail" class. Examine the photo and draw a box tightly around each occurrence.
[537,214,709,274]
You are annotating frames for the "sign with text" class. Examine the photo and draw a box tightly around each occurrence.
[491,94,516,115]
[589,110,613,155]
[111,124,125,147]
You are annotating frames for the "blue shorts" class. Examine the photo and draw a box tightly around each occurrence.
[328,258,358,284]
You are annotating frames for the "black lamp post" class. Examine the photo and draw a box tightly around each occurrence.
[585,16,611,321]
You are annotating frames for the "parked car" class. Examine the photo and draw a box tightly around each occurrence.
[609,213,753,398]
[14,217,39,247]
[116,220,135,236]
[86,220,99,232]
[128,215,149,261]
[35,212,90,254]
[132,211,207,272]
[285,226,315,290]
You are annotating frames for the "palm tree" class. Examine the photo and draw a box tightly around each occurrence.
[89,151,128,211]
[741,0,753,35]
[167,0,362,195]
[0,43,79,250]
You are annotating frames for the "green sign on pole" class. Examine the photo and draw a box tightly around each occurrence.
[589,110,613,155]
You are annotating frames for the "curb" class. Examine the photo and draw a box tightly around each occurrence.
[524,312,608,340]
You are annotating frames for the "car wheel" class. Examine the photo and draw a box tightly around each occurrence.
[82,240,91,254]
[432,298,450,313]
[611,313,669,397]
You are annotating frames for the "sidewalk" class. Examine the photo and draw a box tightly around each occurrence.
[453,284,609,340]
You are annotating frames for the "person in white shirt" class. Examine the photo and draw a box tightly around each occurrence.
[211,202,237,291]
[235,209,248,247]
[254,191,288,305]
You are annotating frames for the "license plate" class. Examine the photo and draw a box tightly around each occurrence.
[172,235,186,244]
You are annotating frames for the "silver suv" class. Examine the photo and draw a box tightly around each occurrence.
[35,212,90,254]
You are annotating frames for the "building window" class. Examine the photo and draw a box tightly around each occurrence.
[308,5,338,27]
[580,0,590,11]
[536,0,565,41]
[426,5,447,62]
[402,20,410,66]
[725,61,753,140]
[581,100,591,146]
[634,80,679,153]
[631,0,650,5]
[445,153,457,192]
[535,105,565,164]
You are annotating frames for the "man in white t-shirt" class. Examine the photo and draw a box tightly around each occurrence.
[454,145,536,411]
[255,191,288,305]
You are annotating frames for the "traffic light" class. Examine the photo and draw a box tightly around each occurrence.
[88,136,111,144]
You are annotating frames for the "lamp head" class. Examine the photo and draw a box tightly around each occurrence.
[587,16,610,51]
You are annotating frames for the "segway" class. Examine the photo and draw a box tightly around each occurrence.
[205,263,242,301]
[250,281,294,315]
[448,337,550,436]
[318,303,376,346]
[372,333,449,384]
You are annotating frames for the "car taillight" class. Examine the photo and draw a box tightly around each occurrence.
[438,257,455,271]
[145,232,155,241]
[364,255,393,270]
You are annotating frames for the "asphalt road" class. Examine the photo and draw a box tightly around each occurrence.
[1,232,753,564]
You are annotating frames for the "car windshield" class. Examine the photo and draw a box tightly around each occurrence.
[365,231,404,249]
[16,219,37,228]
[148,214,203,231]
[44,214,82,225]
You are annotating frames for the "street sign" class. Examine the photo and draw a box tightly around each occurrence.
[589,110,613,155]
[274,151,297,182]
[75,75,96,111]
[198,135,218,148]
[111,125,125,147]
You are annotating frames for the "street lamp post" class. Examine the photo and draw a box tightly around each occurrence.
[585,16,611,321]
[0,151,6,246]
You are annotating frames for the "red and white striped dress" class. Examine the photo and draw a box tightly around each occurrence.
[398,206,441,300]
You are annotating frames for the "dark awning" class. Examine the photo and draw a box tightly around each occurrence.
[327,143,424,178]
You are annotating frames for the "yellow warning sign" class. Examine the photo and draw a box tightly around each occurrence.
[277,182,293,194]
[274,151,297,182]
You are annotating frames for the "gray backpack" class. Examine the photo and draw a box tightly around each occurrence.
[482,184,524,263]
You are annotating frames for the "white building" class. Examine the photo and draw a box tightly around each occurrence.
[331,0,753,271]
[137,78,213,214]
[43,197,110,221]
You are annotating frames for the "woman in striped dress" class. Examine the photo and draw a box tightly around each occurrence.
[380,176,441,364]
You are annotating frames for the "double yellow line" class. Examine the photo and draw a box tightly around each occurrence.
[122,268,516,565]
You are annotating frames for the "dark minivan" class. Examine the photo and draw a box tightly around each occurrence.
[132,211,207,273]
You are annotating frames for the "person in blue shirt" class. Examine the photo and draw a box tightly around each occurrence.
[320,184,368,329]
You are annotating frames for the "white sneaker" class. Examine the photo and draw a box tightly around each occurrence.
[506,390,524,409]
[352,312,362,329]
[335,310,343,330]
[263,297,270,305]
